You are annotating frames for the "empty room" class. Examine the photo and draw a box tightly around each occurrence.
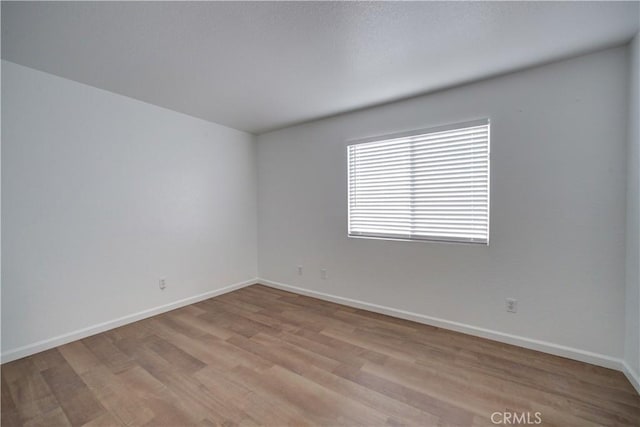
[2,1,640,426]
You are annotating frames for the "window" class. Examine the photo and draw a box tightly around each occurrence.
[347,119,490,244]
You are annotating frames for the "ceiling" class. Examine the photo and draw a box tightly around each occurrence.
[2,2,639,134]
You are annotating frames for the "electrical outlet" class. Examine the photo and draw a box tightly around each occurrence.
[321,269,328,280]
[297,265,303,275]
[506,298,517,313]
[159,278,166,290]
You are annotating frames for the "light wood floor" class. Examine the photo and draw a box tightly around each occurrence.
[2,284,639,426]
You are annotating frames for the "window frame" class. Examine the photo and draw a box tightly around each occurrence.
[346,118,491,245]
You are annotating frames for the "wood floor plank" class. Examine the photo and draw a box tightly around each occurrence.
[292,361,441,426]
[260,364,391,426]
[331,363,476,426]
[30,349,69,373]
[40,363,108,426]
[57,342,102,376]
[4,360,62,425]
[81,335,135,375]
[22,407,71,427]
[196,365,315,426]
[118,366,199,426]
[80,366,155,426]
[1,375,23,426]
[2,284,638,426]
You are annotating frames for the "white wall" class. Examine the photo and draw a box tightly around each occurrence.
[625,33,640,389]
[1,61,257,360]
[257,46,629,363]
[2,42,636,377]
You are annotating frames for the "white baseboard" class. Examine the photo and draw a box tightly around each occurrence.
[4,276,638,395]
[258,278,624,372]
[1,278,259,364]
[622,361,640,395]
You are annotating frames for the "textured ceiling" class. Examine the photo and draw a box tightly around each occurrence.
[2,1,639,134]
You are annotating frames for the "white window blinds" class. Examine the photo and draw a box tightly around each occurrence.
[348,119,490,244]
